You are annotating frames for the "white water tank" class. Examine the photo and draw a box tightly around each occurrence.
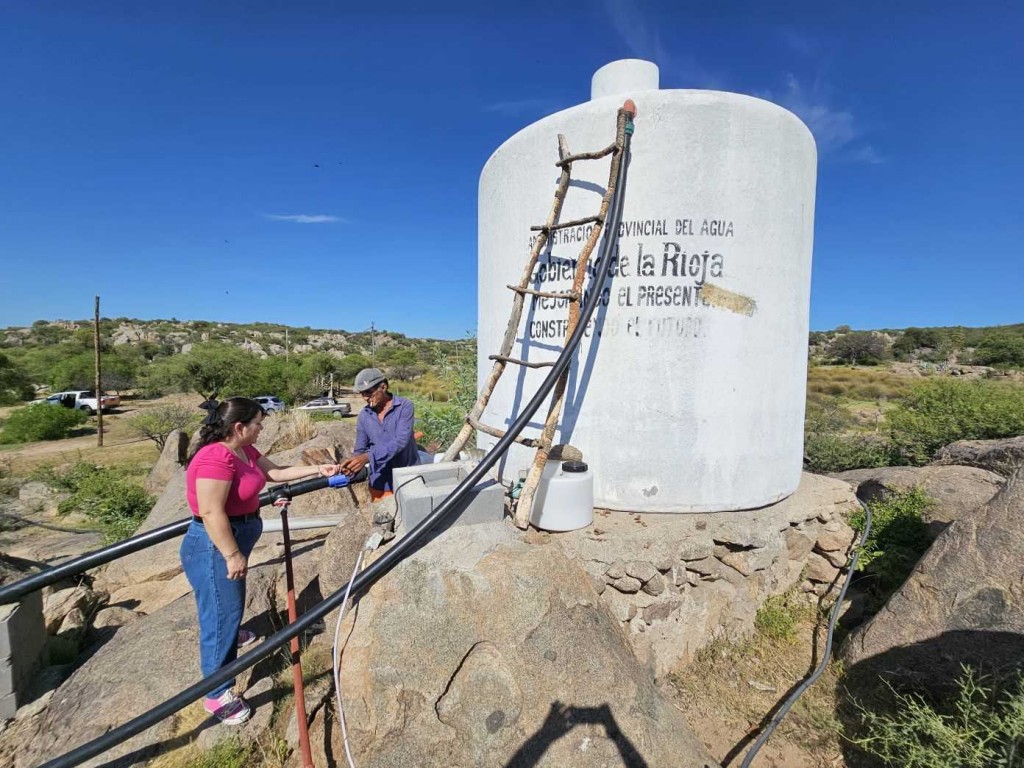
[477,59,817,513]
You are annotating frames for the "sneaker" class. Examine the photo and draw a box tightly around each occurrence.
[237,629,258,649]
[204,690,252,725]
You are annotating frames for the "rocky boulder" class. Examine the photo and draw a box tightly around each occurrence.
[144,429,189,495]
[335,522,718,768]
[841,467,1024,698]
[836,465,1003,538]
[929,435,1024,478]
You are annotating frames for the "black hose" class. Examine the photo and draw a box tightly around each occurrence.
[0,477,340,606]
[39,114,633,768]
[737,498,872,768]
[0,518,192,605]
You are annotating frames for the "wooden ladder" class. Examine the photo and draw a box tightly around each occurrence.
[444,103,635,529]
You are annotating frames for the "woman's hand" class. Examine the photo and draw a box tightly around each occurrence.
[317,463,344,477]
[340,453,370,476]
[225,550,248,580]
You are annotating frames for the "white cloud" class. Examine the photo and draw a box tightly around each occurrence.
[483,98,554,116]
[762,74,884,163]
[266,214,345,224]
[602,0,722,88]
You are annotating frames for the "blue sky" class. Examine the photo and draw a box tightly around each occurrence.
[1,1,1021,339]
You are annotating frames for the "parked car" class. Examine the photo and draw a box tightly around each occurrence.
[254,395,286,413]
[34,390,120,415]
[294,397,352,417]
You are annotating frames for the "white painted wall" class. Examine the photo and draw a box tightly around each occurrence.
[477,60,817,513]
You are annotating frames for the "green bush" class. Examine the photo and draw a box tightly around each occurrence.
[408,342,477,452]
[0,405,89,444]
[804,399,893,472]
[887,379,1024,464]
[853,666,1024,768]
[849,486,932,601]
[804,433,893,473]
[38,462,155,542]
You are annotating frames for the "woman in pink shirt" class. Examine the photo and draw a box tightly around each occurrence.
[181,397,341,724]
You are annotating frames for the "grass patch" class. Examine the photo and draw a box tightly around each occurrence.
[668,593,845,765]
[266,410,320,451]
[755,591,812,643]
[808,367,916,402]
[0,456,17,498]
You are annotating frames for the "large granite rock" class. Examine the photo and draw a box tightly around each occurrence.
[17,548,303,767]
[841,467,1024,697]
[836,465,1004,538]
[929,435,1024,478]
[335,522,719,768]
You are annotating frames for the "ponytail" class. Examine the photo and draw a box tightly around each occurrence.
[186,397,264,465]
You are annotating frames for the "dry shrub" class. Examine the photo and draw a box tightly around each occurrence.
[266,410,317,452]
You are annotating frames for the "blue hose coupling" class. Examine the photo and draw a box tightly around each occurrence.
[328,474,351,488]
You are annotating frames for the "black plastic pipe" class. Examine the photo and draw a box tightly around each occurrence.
[39,113,632,768]
[0,476,348,605]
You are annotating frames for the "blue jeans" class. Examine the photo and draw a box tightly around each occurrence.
[180,517,263,698]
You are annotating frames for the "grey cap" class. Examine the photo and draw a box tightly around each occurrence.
[354,367,386,393]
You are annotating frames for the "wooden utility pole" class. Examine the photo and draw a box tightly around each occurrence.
[370,321,376,365]
[94,296,103,447]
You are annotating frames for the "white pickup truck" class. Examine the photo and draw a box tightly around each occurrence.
[36,390,121,415]
[294,397,352,418]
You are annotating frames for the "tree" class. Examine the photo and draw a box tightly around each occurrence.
[973,334,1024,368]
[49,351,96,391]
[126,405,199,451]
[0,352,34,404]
[139,343,258,398]
[827,332,888,365]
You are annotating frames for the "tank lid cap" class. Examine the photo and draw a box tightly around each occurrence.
[561,460,589,473]
[591,59,659,101]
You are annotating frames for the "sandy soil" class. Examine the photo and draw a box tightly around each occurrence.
[666,608,849,768]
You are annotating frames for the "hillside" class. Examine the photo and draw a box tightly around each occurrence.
[1,318,461,360]
[0,318,469,405]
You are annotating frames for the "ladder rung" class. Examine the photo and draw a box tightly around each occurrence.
[530,215,602,232]
[490,355,556,369]
[506,285,580,301]
[467,416,537,447]
[555,143,617,167]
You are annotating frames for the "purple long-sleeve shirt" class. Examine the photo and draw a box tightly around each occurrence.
[353,394,420,491]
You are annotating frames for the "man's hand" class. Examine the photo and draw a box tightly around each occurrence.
[340,453,370,476]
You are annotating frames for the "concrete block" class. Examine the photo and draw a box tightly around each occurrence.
[0,656,12,694]
[0,590,46,658]
[0,689,16,720]
[394,461,504,538]
[0,591,46,710]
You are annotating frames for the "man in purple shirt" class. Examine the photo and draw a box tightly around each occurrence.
[340,368,420,497]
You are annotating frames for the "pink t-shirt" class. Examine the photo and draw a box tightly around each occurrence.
[187,443,267,517]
